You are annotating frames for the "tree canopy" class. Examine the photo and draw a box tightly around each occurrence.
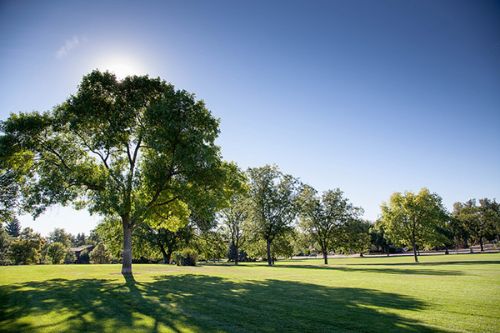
[380,188,448,262]
[0,70,226,274]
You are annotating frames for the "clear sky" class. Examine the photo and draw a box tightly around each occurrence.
[1,0,499,236]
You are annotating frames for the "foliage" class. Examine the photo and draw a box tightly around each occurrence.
[192,229,226,262]
[337,219,371,256]
[453,198,500,251]
[0,226,12,265]
[0,70,225,274]
[5,217,21,237]
[74,233,87,246]
[380,188,448,262]
[247,165,301,265]
[9,227,44,264]
[94,217,159,260]
[46,242,67,264]
[89,243,112,264]
[298,185,362,263]
[174,248,198,266]
[219,164,249,264]
[64,249,76,264]
[48,228,74,247]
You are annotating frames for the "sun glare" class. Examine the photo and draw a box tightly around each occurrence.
[95,55,147,79]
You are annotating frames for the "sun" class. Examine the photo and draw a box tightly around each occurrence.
[95,55,147,79]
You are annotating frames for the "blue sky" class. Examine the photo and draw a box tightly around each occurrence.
[1,0,499,236]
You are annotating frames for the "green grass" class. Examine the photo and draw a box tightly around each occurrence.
[1,253,499,332]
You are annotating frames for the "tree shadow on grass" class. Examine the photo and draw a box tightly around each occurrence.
[349,260,500,267]
[270,264,464,276]
[0,274,447,333]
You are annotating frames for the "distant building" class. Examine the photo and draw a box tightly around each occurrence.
[69,244,95,264]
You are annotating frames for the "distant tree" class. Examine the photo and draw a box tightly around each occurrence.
[454,198,500,251]
[47,242,67,264]
[369,220,392,254]
[0,226,12,265]
[9,227,44,264]
[299,185,361,264]
[89,243,112,264]
[155,225,193,264]
[5,217,21,237]
[64,249,76,264]
[0,70,225,274]
[74,233,87,246]
[339,219,371,256]
[247,165,300,266]
[193,229,226,263]
[381,188,448,262]
[220,166,249,265]
[48,228,74,247]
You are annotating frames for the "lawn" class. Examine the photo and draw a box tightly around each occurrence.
[0,253,499,333]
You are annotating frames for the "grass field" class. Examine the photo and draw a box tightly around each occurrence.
[0,253,499,332]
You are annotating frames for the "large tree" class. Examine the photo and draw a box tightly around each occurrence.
[247,165,300,266]
[380,188,448,262]
[299,185,362,264]
[0,70,224,274]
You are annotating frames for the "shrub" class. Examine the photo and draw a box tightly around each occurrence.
[89,243,111,264]
[64,250,76,264]
[175,248,198,266]
[47,242,67,264]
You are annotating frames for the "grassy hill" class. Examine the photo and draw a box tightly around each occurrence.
[1,253,499,332]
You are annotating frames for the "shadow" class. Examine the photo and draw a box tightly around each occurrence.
[270,264,464,276]
[348,260,500,267]
[0,274,447,332]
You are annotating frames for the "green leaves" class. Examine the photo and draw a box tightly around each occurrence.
[380,188,449,250]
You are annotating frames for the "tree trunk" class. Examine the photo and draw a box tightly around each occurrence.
[322,249,328,265]
[166,247,173,265]
[412,240,419,263]
[479,237,484,252]
[122,220,133,274]
[266,239,272,266]
[235,245,239,265]
[158,243,169,264]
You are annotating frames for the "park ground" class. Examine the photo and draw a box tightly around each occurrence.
[0,253,499,333]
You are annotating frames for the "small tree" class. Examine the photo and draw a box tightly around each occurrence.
[47,242,67,264]
[89,243,112,264]
[5,217,21,237]
[380,188,448,263]
[247,165,300,266]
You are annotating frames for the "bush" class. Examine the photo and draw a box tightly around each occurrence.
[47,242,67,264]
[64,250,76,264]
[175,248,198,266]
[89,243,111,264]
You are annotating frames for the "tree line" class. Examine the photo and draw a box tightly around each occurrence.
[0,71,499,272]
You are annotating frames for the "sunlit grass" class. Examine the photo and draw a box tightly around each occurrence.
[1,253,499,332]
